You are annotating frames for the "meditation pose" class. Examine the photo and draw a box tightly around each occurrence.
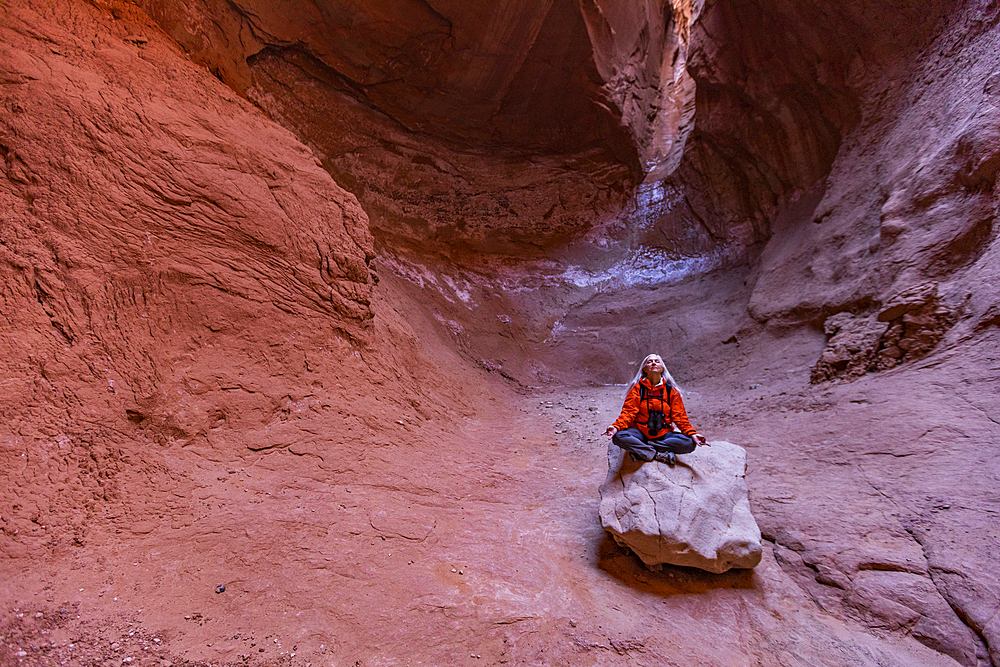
[603,354,708,466]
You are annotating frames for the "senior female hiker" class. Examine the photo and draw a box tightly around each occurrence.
[602,353,709,466]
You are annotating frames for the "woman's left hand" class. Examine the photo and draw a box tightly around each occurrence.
[693,433,709,447]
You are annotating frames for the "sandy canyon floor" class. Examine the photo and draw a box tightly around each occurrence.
[4,270,997,667]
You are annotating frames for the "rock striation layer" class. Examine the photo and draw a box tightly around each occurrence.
[0,0,378,560]
[599,440,762,573]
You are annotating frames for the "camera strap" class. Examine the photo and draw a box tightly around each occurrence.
[638,382,671,424]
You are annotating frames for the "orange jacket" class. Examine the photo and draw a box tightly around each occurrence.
[611,378,697,439]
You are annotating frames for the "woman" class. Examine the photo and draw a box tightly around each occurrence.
[602,354,708,466]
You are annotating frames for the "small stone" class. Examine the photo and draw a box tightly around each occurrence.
[215,584,226,594]
[880,345,904,359]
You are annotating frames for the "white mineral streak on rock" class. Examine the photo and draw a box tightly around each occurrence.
[599,440,762,573]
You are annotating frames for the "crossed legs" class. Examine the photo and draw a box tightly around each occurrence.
[612,427,696,462]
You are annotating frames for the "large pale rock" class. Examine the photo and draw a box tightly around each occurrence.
[599,440,762,573]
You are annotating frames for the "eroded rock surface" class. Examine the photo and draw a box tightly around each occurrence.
[600,440,762,573]
[745,2,1000,334]
[810,283,959,382]
[1,0,379,561]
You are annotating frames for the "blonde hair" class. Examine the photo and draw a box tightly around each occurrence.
[625,353,682,398]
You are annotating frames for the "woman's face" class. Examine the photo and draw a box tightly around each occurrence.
[643,356,664,375]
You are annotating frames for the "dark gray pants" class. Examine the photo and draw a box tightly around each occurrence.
[612,427,696,462]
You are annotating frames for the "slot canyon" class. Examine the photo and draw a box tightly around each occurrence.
[2,0,999,665]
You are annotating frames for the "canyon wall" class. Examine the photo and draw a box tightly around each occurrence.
[133,0,717,256]
[0,0,467,564]
[597,0,998,363]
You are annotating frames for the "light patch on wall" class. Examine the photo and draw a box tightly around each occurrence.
[380,254,475,306]
[559,245,732,291]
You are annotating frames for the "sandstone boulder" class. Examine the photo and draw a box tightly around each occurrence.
[599,440,762,573]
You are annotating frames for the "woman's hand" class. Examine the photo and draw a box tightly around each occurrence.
[693,433,709,447]
[603,426,618,438]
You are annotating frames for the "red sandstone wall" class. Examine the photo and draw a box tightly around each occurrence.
[1,0,377,554]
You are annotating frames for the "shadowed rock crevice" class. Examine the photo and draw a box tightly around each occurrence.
[243,39,641,256]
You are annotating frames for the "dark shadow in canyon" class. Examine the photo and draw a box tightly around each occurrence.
[597,532,759,597]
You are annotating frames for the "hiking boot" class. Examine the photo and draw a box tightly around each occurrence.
[653,451,677,467]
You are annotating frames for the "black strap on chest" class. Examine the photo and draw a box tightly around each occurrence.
[639,383,671,412]
[638,382,670,433]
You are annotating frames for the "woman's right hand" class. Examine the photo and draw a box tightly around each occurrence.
[603,426,618,437]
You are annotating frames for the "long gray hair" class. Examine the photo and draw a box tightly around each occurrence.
[625,353,682,399]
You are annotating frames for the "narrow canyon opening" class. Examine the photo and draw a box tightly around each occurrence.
[2,1,999,666]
